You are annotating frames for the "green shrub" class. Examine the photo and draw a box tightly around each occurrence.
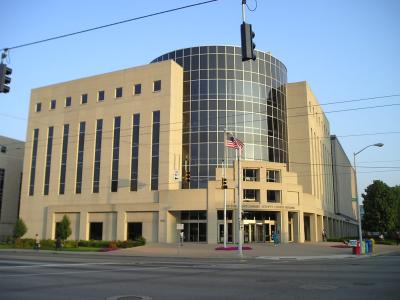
[78,240,109,248]
[63,240,79,248]
[14,238,35,249]
[13,219,27,239]
[56,215,72,240]
[40,239,55,249]
[136,236,146,246]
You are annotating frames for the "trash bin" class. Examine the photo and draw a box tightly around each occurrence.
[354,240,361,255]
[365,240,369,253]
[370,238,375,253]
[361,241,366,254]
[366,239,372,254]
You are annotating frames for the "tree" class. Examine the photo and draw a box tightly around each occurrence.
[56,215,72,240]
[393,185,400,230]
[362,180,397,234]
[13,218,27,239]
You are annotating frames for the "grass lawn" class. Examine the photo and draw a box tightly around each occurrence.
[0,244,103,252]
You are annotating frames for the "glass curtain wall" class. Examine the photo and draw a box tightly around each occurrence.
[152,46,288,188]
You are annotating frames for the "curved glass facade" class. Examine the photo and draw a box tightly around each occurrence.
[152,46,288,188]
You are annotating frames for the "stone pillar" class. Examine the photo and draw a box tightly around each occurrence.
[280,210,289,243]
[79,211,88,240]
[116,210,126,241]
[207,209,218,244]
[298,211,304,243]
[310,214,318,242]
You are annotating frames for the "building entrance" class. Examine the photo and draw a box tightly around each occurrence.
[241,211,277,243]
[243,221,276,243]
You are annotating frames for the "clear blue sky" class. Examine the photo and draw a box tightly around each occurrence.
[1,0,399,198]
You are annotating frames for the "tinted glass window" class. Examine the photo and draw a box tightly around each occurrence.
[36,102,42,112]
[98,91,105,101]
[134,84,141,95]
[65,97,72,107]
[153,80,161,92]
[81,94,88,104]
[115,87,123,98]
[50,99,56,110]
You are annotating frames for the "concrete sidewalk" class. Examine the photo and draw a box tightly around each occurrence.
[110,242,400,260]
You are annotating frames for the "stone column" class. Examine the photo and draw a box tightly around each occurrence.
[298,211,304,243]
[280,210,289,243]
[310,213,318,242]
[79,211,89,240]
[116,210,126,241]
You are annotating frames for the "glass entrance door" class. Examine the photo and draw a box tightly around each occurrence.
[218,223,233,243]
[255,224,264,242]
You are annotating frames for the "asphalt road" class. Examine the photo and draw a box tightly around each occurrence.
[0,251,399,300]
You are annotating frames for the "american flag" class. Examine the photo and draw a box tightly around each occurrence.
[225,135,244,150]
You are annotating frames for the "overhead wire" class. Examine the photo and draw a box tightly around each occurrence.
[1,92,399,147]
[1,0,219,51]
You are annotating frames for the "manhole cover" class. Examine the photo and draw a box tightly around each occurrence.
[107,296,152,300]
[300,284,338,290]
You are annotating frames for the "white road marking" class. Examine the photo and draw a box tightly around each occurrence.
[1,265,170,278]
[0,262,116,269]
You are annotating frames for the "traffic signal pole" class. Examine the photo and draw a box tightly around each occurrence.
[223,129,227,248]
[242,0,246,22]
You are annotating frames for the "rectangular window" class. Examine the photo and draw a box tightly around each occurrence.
[243,169,258,181]
[127,222,142,240]
[134,84,141,95]
[76,122,86,194]
[153,80,161,92]
[0,168,5,219]
[35,102,42,112]
[93,119,103,193]
[243,189,259,202]
[43,126,54,195]
[29,129,39,196]
[115,87,123,98]
[0,145,6,153]
[266,170,281,183]
[65,97,72,107]
[130,114,140,191]
[59,124,69,195]
[111,116,121,192]
[81,94,88,104]
[98,90,105,102]
[50,99,56,110]
[89,222,103,240]
[267,190,281,203]
[151,111,160,190]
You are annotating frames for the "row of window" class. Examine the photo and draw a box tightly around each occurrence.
[243,189,281,203]
[243,169,281,183]
[34,80,162,112]
[28,111,160,196]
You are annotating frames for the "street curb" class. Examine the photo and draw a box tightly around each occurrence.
[256,255,359,260]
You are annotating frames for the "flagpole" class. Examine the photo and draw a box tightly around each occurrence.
[223,128,227,248]
[237,147,243,257]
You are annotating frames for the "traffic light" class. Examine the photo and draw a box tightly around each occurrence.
[221,177,227,189]
[0,63,12,93]
[240,22,256,61]
[185,171,191,183]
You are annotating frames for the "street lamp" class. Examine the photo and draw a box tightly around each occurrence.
[353,143,384,250]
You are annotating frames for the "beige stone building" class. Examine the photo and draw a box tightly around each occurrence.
[19,46,357,243]
[0,136,24,238]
